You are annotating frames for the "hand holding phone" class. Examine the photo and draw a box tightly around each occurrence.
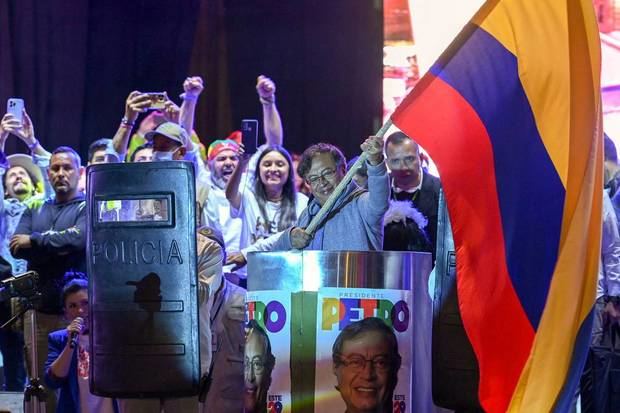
[241,119,259,155]
[2,99,35,145]
[7,98,24,124]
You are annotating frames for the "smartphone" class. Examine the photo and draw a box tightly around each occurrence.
[145,92,167,110]
[241,119,259,155]
[7,98,24,123]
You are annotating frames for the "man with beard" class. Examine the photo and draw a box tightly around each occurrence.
[203,138,244,267]
[0,110,53,273]
[0,110,52,392]
[11,146,86,412]
[332,318,401,413]
[383,132,440,262]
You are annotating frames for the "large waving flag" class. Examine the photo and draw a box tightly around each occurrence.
[391,0,602,412]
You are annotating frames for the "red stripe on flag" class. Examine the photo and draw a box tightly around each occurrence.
[392,75,534,412]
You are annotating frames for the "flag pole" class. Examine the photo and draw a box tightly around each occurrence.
[305,119,393,235]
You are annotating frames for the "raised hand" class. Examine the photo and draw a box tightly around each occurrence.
[124,91,152,123]
[256,75,276,102]
[0,111,36,145]
[182,76,204,100]
[361,135,384,166]
[0,113,13,143]
[163,99,181,124]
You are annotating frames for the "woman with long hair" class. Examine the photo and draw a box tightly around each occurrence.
[225,145,308,256]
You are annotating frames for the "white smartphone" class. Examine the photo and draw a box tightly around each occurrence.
[7,98,24,124]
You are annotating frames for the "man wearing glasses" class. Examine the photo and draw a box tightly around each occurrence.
[270,137,389,251]
[244,320,275,413]
[332,317,401,413]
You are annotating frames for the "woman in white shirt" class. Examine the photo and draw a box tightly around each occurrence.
[226,145,308,255]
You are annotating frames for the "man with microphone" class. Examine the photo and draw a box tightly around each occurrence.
[44,277,117,413]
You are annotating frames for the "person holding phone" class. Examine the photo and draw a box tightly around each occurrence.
[1,107,53,160]
[108,78,211,223]
[109,90,180,163]
[0,107,52,392]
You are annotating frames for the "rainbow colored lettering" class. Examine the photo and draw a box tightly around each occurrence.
[321,298,410,332]
[247,300,287,333]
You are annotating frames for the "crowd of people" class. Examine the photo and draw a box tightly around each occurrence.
[0,74,440,412]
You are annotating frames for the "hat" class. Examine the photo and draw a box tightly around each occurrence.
[207,139,240,161]
[7,153,44,192]
[225,130,242,144]
[198,226,226,250]
[145,122,189,147]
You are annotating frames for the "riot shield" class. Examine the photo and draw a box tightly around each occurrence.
[86,161,199,398]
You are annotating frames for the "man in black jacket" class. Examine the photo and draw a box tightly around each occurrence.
[11,146,86,412]
[383,132,440,262]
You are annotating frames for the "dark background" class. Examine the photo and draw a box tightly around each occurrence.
[0,0,383,160]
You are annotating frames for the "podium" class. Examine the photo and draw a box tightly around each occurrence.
[247,250,433,413]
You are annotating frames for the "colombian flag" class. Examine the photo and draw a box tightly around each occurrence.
[391,1,602,412]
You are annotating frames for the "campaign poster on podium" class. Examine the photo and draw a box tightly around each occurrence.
[246,290,292,413]
[314,288,412,413]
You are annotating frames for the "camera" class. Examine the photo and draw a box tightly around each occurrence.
[0,271,39,302]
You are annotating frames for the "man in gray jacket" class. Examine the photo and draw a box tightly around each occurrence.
[273,136,389,251]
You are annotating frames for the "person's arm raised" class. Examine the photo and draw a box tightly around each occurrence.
[111,91,151,158]
[179,76,204,152]
[256,75,283,146]
[359,135,390,223]
[225,155,249,211]
[0,113,11,153]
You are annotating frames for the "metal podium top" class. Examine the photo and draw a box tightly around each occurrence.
[247,250,432,292]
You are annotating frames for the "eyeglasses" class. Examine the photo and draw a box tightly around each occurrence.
[245,357,265,374]
[335,354,392,372]
[306,169,336,185]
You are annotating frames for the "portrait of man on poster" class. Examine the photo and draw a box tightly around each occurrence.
[244,319,276,413]
[332,317,402,413]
